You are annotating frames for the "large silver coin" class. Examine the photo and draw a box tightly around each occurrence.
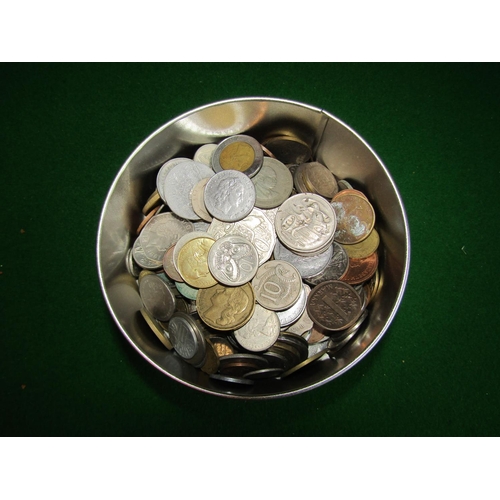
[156,157,190,203]
[168,312,207,367]
[273,239,333,279]
[211,134,263,178]
[163,160,214,220]
[304,242,349,286]
[208,207,276,266]
[234,305,280,352]
[138,273,177,322]
[275,193,336,255]
[252,260,302,311]
[251,157,293,209]
[203,170,256,222]
[207,235,259,286]
[132,213,194,270]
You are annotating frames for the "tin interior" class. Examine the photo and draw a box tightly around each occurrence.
[97,97,410,399]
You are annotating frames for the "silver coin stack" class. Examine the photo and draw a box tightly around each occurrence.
[127,133,379,386]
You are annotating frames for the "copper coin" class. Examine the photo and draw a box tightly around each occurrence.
[162,244,184,282]
[307,280,362,331]
[340,252,379,285]
[331,191,375,244]
[136,204,162,235]
[333,188,368,201]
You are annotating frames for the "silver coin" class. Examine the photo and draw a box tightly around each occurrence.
[251,157,293,209]
[208,207,276,266]
[273,239,333,279]
[193,143,218,166]
[126,248,142,278]
[304,242,349,286]
[156,157,190,203]
[193,220,211,232]
[277,284,310,328]
[203,170,256,222]
[337,179,354,191]
[252,260,302,311]
[168,312,207,367]
[163,160,214,220]
[132,213,194,270]
[139,273,177,322]
[211,134,263,178]
[275,193,336,255]
[285,295,314,335]
[207,235,259,286]
[234,305,281,352]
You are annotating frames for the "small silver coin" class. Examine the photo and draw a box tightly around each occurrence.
[273,239,333,279]
[163,160,214,220]
[251,157,293,209]
[139,273,177,322]
[207,235,259,286]
[304,242,349,285]
[276,284,310,328]
[204,170,256,222]
[234,305,281,352]
[208,207,276,266]
[193,143,218,166]
[252,260,302,311]
[168,312,207,367]
[211,134,263,178]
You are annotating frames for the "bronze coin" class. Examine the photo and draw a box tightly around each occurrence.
[141,189,162,215]
[136,204,162,235]
[262,135,312,164]
[301,162,338,199]
[340,252,379,285]
[331,191,375,244]
[162,244,184,282]
[307,280,362,331]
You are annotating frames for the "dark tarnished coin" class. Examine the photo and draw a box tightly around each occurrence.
[139,308,173,350]
[243,367,284,380]
[340,252,379,285]
[307,280,362,331]
[218,353,269,377]
[200,338,220,375]
[277,333,309,361]
[261,350,289,370]
[209,373,255,386]
[280,349,329,378]
[139,273,177,322]
[261,135,312,164]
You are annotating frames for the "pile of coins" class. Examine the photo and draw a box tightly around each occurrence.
[126,133,381,386]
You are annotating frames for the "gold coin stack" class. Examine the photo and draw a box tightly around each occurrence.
[129,132,382,385]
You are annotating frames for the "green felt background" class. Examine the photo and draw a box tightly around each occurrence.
[1,63,499,436]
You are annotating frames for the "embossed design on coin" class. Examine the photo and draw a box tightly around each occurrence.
[307,280,362,331]
[277,284,310,328]
[275,193,336,254]
[156,157,190,203]
[234,305,280,352]
[331,191,375,244]
[168,312,206,366]
[208,207,276,265]
[304,242,349,286]
[177,237,217,289]
[204,170,256,222]
[197,283,255,331]
[252,260,302,311]
[208,235,259,286]
[251,157,293,209]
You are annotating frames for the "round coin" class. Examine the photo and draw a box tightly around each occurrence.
[251,157,293,209]
[340,252,379,285]
[190,177,213,223]
[139,308,173,350]
[156,157,190,203]
[212,134,263,178]
[234,304,280,352]
[204,170,256,222]
[193,143,218,166]
[197,283,255,331]
[177,237,217,289]
[301,161,339,199]
[276,284,310,328]
[261,135,312,164]
[208,207,276,266]
[163,160,215,220]
[331,191,375,245]
[139,273,177,322]
[168,312,207,367]
[208,235,259,286]
[252,260,302,311]
[275,193,336,255]
[307,280,363,331]
[342,228,380,259]
[304,241,349,286]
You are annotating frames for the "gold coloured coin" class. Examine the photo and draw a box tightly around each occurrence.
[219,142,255,172]
[177,237,217,289]
[200,338,220,374]
[342,228,380,259]
[141,189,161,215]
[302,162,338,199]
[197,283,255,331]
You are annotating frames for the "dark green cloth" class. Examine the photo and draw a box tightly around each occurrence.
[1,63,499,436]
